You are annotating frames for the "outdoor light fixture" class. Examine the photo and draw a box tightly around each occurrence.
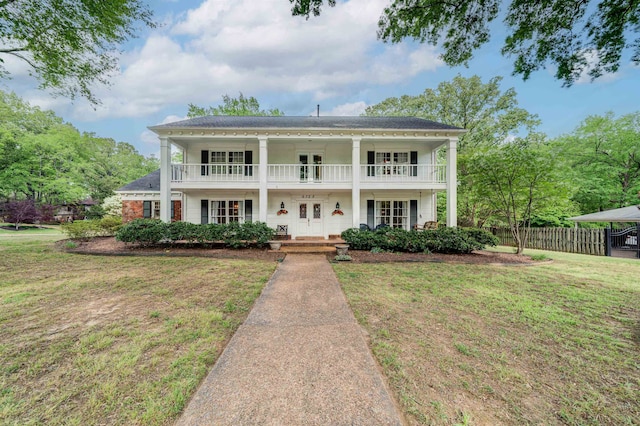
[280,202,285,209]
[335,202,340,210]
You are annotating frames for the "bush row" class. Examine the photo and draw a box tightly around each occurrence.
[340,227,499,254]
[114,219,275,248]
[61,216,123,240]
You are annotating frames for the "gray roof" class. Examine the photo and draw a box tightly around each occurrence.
[150,116,463,131]
[569,205,640,222]
[117,169,160,192]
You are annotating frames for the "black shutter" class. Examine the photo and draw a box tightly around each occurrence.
[245,200,253,222]
[410,200,418,230]
[367,200,375,229]
[367,151,375,176]
[201,200,209,224]
[171,201,175,220]
[410,151,418,177]
[201,150,209,176]
[143,201,151,218]
[244,150,253,177]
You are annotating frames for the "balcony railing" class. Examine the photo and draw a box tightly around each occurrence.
[268,164,352,183]
[171,163,446,184]
[171,164,259,182]
[361,164,446,183]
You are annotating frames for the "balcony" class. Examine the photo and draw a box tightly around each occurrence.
[170,163,446,188]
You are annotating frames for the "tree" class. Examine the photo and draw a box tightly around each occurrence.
[469,135,567,254]
[3,199,39,230]
[188,93,284,118]
[365,75,539,226]
[0,0,155,104]
[554,112,640,213]
[289,0,640,86]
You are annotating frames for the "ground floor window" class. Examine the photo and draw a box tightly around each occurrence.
[375,200,407,229]
[143,201,161,219]
[211,200,244,224]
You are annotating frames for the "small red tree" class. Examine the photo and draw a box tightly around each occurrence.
[4,200,39,230]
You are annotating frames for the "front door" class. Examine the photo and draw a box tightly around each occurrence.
[297,201,323,237]
[299,153,323,182]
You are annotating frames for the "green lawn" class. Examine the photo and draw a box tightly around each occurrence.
[0,239,276,425]
[333,248,640,425]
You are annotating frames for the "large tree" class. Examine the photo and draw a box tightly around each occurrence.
[554,112,640,213]
[0,0,155,104]
[365,75,539,226]
[188,93,284,118]
[289,0,640,86]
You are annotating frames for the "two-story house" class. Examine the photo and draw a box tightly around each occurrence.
[118,116,463,239]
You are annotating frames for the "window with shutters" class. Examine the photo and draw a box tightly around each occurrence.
[208,151,245,175]
[210,200,244,224]
[375,200,408,229]
[376,151,410,176]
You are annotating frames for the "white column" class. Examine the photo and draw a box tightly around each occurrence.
[258,136,268,223]
[159,136,172,223]
[446,137,457,227]
[351,137,361,228]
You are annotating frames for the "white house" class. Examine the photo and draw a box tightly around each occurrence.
[118,116,463,239]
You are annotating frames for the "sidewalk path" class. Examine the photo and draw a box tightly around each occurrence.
[177,253,404,425]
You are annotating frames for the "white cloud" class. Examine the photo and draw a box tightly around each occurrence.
[59,0,442,121]
[575,50,621,84]
[139,114,187,146]
[320,101,368,116]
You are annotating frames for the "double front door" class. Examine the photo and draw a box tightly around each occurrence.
[297,200,323,237]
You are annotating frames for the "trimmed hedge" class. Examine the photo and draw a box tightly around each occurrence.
[341,227,499,254]
[61,217,123,240]
[114,219,275,248]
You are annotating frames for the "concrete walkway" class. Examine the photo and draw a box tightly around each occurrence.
[177,253,404,426]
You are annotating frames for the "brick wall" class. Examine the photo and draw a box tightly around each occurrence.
[122,200,181,222]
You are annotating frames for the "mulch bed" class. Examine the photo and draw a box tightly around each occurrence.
[57,237,539,265]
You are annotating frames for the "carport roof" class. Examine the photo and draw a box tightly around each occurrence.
[569,205,640,222]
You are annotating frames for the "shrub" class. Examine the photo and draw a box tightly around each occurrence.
[114,220,274,248]
[99,216,123,235]
[62,220,100,240]
[115,219,168,246]
[342,226,499,254]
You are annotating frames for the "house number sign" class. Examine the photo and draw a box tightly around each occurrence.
[301,195,315,199]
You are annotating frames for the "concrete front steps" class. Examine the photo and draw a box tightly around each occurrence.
[272,238,346,254]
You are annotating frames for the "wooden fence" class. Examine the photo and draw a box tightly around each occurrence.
[493,227,607,256]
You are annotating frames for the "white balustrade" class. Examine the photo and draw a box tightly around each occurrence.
[171,163,446,184]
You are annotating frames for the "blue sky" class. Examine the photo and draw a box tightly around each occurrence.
[3,0,638,157]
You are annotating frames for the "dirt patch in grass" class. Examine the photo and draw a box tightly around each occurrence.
[61,237,538,265]
[57,236,285,261]
[345,249,538,265]
[1,240,277,425]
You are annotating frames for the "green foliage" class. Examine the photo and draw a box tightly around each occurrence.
[553,112,640,214]
[0,0,155,104]
[115,220,275,248]
[187,93,284,117]
[469,135,568,254]
[334,254,352,261]
[364,75,539,228]
[61,217,123,240]
[0,90,158,204]
[291,0,640,85]
[341,227,498,254]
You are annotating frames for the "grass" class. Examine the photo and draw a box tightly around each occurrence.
[0,238,276,425]
[333,248,640,425]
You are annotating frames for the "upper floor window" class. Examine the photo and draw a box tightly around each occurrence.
[372,151,414,176]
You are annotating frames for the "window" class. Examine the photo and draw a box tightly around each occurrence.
[375,200,408,229]
[143,200,161,219]
[210,200,244,224]
[228,151,244,175]
[376,151,409,176]
[209,151,245,175]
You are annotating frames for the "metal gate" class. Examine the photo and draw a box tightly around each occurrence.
[609,226,640,258]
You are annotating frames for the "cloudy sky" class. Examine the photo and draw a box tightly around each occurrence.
[3,0,638,156]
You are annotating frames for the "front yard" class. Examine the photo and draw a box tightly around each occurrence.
[333,249,640,424]
[1,236,638,425]
[0,238,276,425]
